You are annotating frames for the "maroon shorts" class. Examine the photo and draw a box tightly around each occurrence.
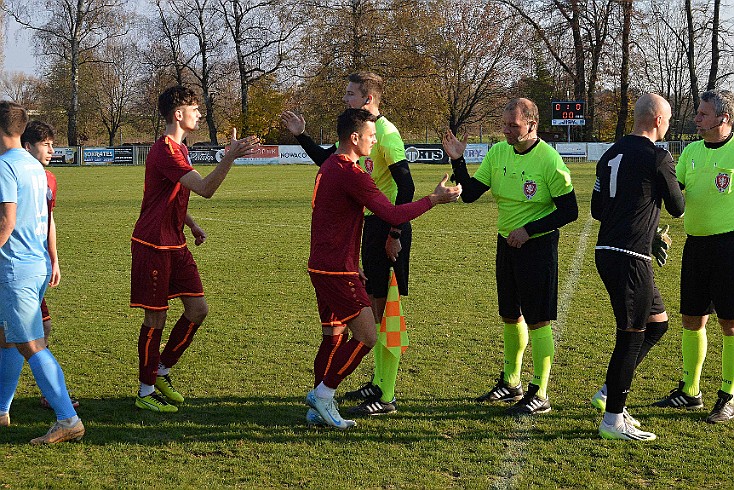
[130,241,204,310]
[40,298,50,321]
[309,271,370,326]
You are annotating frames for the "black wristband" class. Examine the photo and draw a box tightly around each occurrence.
[389,230,402,239]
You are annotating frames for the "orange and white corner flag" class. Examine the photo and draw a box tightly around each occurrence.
[377,269,409,358]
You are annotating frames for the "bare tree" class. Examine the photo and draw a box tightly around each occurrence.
[0,72,40,106]
[615,0,632,139]
[94,40,141,146]
[2,0,128,146]
[425,0,517,134]
[219,0,304,134]
[145,0,189,85]
[169,0,228,143]
[494,0,616,140]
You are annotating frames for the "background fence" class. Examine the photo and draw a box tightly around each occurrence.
[49,141,691,167]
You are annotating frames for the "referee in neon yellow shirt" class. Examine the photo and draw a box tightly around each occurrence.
[443,98,578,415]
[654,89,734,423]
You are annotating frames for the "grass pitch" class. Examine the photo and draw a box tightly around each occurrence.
[0,163,730,489]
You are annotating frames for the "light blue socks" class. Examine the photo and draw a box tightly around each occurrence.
[0,347,24,413]
[27,349,77,420]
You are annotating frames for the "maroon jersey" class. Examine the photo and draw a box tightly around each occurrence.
[132,136,194,249]
[308,153,432,274]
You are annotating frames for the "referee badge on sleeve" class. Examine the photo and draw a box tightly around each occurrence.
[715,172,731,193]
[523,180,537,200]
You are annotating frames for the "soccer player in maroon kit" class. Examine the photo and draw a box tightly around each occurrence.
[131,86,259,412]
[305,108,462,428]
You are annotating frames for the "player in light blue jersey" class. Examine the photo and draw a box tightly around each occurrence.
[0,101,84,444]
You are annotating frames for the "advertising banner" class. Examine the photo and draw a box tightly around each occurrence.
[52,147,77,165]
[113,147,134,165]
[464,144,489,163]
[404,144,448,164]
[83,148,114,165]
[555,142,587,158]
[279,145,314,164]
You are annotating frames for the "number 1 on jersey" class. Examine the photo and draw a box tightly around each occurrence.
[607,154,623,198]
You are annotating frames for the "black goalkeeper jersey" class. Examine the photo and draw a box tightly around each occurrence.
[591,135,685,258]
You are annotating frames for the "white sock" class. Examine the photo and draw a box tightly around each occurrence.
[58,415,79,427]
[603,412,624,427]
[314,382,335,399]
[139,384,155,397]
[600,384,607,396]
[157,363,170,376]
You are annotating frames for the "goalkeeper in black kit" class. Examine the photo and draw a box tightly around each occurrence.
[590,94,684,441]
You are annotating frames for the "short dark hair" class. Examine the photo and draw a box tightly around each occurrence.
[337,108,377,143]
[0,101,29,137]
[158,85,199,123]
[21,120,56,147]
[348,72,384,100]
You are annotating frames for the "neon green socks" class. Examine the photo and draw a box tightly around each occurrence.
[530,325,554,399]
[721,335,734,395]
[503,322,528,387]
[682,328,707,397]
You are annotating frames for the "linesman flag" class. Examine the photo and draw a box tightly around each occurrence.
[378,269,409,358]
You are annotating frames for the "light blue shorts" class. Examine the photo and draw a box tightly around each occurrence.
[0,275,49,344]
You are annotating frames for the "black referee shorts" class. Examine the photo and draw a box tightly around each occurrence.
[680,231,734,318]
[362,215,411,298]
[495,230,558,325]
[595,249,664,330]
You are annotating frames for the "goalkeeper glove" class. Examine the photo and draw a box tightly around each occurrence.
[652,224,672,267]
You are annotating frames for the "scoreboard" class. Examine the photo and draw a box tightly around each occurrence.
[551,101,586,126]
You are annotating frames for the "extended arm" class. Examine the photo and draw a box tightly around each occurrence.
[281,111,335,166]
[179,130,260,198]
[356,173,460,226]
[442,130,489,202]
[295,133,336,167]
[450,157,490,202]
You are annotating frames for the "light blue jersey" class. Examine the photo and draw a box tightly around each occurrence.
[0,148,50,283]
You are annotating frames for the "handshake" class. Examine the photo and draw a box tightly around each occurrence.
[651,224,672,267]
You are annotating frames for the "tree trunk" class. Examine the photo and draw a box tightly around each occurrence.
[707,0,720,90]
[615,0,632,140]
[685,0,700,109]
[68,40,79,146]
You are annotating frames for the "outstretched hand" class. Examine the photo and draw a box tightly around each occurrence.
[226,128,260,160]
[429,174,462,205]
[442,130,468,160]
[281,111,306,136]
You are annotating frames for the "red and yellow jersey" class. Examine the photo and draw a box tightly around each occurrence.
[45,169,57,211]
[132,136,194,249]
[308,153,431,274]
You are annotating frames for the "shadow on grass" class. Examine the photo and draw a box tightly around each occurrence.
[0,395,708,445]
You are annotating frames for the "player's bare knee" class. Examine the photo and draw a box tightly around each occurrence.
[144,309,167,329]
[185,302,208,324]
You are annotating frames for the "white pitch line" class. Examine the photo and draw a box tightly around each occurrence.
[493,213,594,490]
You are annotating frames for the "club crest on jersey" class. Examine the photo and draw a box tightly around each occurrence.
[715,172,731,193]
[523,180,537,199]
[364,158,374,174]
